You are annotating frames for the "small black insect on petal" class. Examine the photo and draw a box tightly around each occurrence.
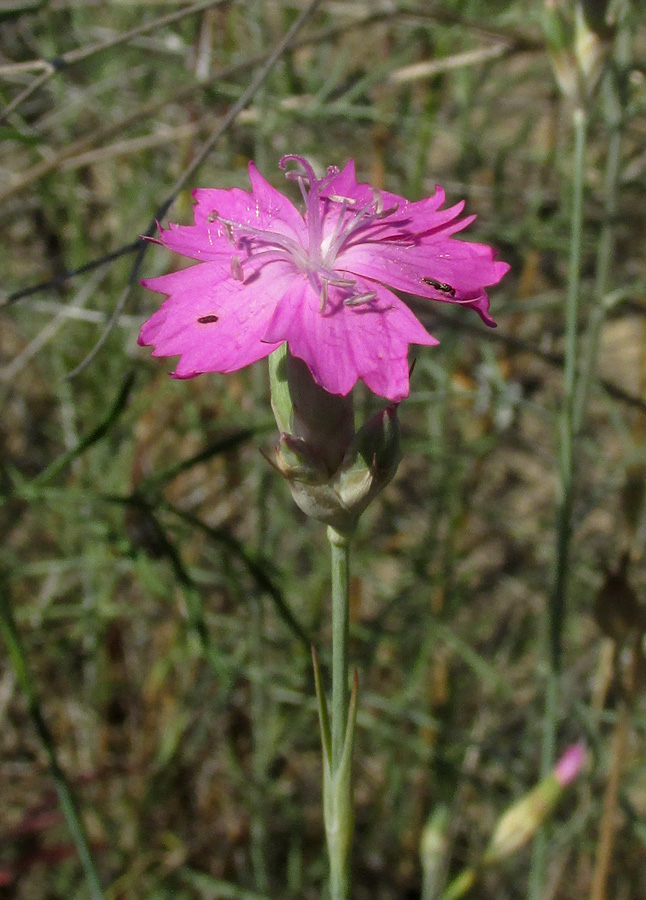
[422,277,456,297]
[197,315,219,324]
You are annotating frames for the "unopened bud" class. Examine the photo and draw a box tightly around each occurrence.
[420,805,451,900]
[574,2,604,94]
[542,0,606,104]
[483,744,585,865]
[336,404,402,513]
[269,345,354,473]
[268,345,402,533]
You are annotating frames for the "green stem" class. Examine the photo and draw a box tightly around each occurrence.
[329,827,351,900]
[327,525,353,900]
[573,127,620,431]
[0,588,104,900]
[529,104,587,900]
[573,27,627,431]
[329,526,350,772]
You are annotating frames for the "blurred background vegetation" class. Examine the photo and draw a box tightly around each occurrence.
[1,1,646,898]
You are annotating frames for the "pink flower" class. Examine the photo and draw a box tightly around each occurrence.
[140,156,509,402]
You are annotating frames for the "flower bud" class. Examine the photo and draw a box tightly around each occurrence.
[420,805,451,900]
[336,404,401,513]
[483,743,585,865]
[542,0,606,104]
[574,1,605,93]
[269,345,354,473]
[268,345,401,533]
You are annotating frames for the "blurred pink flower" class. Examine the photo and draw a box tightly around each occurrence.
[140,156,509,401]
[554,742,586,787]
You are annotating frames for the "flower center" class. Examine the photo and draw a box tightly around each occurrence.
[209,155,402,311]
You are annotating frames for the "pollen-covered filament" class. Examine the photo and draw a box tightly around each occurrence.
[208,156,405,312]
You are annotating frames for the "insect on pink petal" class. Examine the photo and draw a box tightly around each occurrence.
[139,156,509,401]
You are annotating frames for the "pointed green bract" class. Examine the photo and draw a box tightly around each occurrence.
[312,646,332,769]
[320,669,358,900]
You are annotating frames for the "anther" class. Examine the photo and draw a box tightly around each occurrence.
[344,291,377,307]
[206,209,235,242]
[328,194,357,205]
[325,274,356,288]
[319,279,329,313]
[230,256,244,282]
[374,202,399,219]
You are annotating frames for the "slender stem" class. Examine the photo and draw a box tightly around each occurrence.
[329,526,350,773]
[0,590,104,900]
[553,104,587,671]
[572,123,620,432]
[529,104,587,900]
[326,525,353,900]
[573,14,628,431]
[329,823,351,900]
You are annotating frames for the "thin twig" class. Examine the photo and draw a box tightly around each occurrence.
[389,42,511,84]
[0,268,106,380]
[2,242,140,307]
[529,103,588,900]
[22,300,140,325]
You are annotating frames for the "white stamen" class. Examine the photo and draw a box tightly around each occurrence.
[344,291,377,307]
